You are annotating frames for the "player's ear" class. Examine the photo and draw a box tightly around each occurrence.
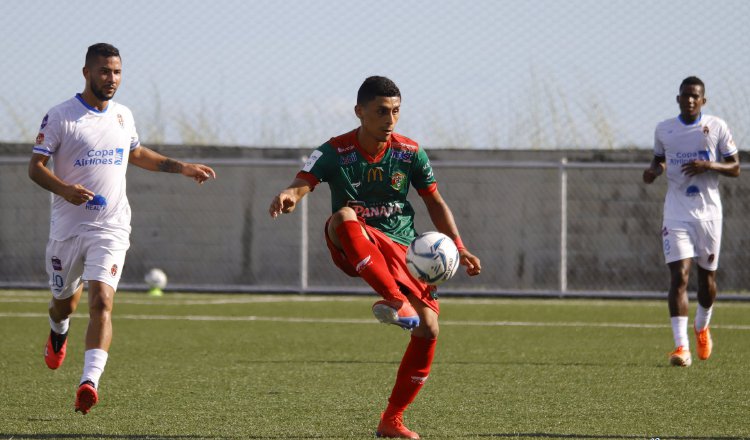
[354,104,363,120]
[675,95,680,104]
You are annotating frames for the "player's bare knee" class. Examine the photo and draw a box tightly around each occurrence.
[329,207,357,228]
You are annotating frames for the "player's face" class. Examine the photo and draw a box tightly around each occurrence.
[676,84,706,120]
[84,56,122,101]
[356,96,401,143]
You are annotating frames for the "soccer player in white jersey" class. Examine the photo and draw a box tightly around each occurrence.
[643,76,740,367]
[28,43,216,413]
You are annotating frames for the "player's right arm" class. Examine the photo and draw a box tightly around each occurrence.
[28,153,94,205]
[269,178,313,218]
[643,155,665,184]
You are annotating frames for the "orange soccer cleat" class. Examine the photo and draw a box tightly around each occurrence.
[376,412,420,439]
[694,326,713,360]
[75,381,99,415]
[669,345,692,367]
[44,330,68,370]
[372,300,420,330]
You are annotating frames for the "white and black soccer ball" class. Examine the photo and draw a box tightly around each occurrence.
[406,232,460,285]
[144,268,168,289]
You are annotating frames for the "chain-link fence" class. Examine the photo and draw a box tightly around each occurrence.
[1,1,749,150]
[3,146,749,297]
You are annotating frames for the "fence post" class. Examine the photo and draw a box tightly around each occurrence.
[300,156,309,293]
[559,157,568,293]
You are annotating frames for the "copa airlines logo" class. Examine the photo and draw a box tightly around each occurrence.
[668,151,709,167]
[74,148,125,167]
[346,200,403,218]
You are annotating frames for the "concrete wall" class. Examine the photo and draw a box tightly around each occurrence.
[2,143,748,294]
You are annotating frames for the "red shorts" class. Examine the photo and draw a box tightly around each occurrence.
[325,217,439,315]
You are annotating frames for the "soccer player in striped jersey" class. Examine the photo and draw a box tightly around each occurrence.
[29,43,216,414]
[269,76,481,439]
[643,76,740,367]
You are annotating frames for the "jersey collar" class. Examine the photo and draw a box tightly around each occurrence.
[677,113,702,126]
[354,127,390,163]
[75,93,110,114]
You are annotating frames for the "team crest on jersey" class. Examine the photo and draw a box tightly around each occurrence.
[110,264,118,277]
[40,114,49,129]
[35,133,45,145]
[703,126,710,135]
[391,171,407,191]
[117,114,124,128]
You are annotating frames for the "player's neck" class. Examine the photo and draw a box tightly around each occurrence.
[80,90,110,112]
[357,129,388,157]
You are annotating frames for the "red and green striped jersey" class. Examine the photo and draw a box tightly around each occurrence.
[296,128,437,246]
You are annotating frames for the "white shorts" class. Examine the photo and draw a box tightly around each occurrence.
[45,230,130,299]
[662,219,722,271]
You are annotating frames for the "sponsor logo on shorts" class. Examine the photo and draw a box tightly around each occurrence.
[85,195,108,211]
[51,256,62,271]
[111,264,118,277]
[686,185,700,197]
[708,254,715,264]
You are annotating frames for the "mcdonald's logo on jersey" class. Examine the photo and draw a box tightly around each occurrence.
[367,167,384,182]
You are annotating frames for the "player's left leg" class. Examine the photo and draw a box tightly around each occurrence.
[694,267,716,360]
[693,219,721,361]
[377,298,437,439]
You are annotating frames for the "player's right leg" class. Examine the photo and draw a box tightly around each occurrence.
[44,237,85,370]
[694,266,717,360]
[667,259,692,367]
[74,231,128,415]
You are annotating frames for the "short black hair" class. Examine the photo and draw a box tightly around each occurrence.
[679,76,705,94]
[357,76,401,105]
[85,43,120,66]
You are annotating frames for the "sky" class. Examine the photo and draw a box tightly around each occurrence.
[1,0,748,149]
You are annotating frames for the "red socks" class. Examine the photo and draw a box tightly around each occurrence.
[335,221,405,302]
[385,335,437,416]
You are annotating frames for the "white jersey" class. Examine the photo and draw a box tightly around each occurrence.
[654,114,738,222]
[33,94,141,241]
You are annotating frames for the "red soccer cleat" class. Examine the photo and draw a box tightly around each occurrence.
[75,381,99,415]
[376,412,420,439]
[44,330,68,370]
[372,300,420,330]
[695,326,713,360]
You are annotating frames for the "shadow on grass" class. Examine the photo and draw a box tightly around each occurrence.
[477,433,747,439]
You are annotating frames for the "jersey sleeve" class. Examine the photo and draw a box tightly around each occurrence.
[32,111,61,156]
[410,147,437,195]
[653,126,665,158]
[717,121,738,158]
[129,111,140,150]
[295,144,336,188]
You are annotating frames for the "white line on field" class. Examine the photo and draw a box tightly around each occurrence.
[2,312,750,330]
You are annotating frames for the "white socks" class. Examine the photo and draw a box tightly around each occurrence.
[80,349,109,389]
[671,316,689,349]
[694,305,713,331]
[49,316,69,335]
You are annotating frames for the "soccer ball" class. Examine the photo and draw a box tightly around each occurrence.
[144,268,168,290]
[406,232,460,285]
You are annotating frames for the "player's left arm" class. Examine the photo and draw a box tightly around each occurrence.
[129,146,216,183]
[420,189,481,276]
[682,153,740,178]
